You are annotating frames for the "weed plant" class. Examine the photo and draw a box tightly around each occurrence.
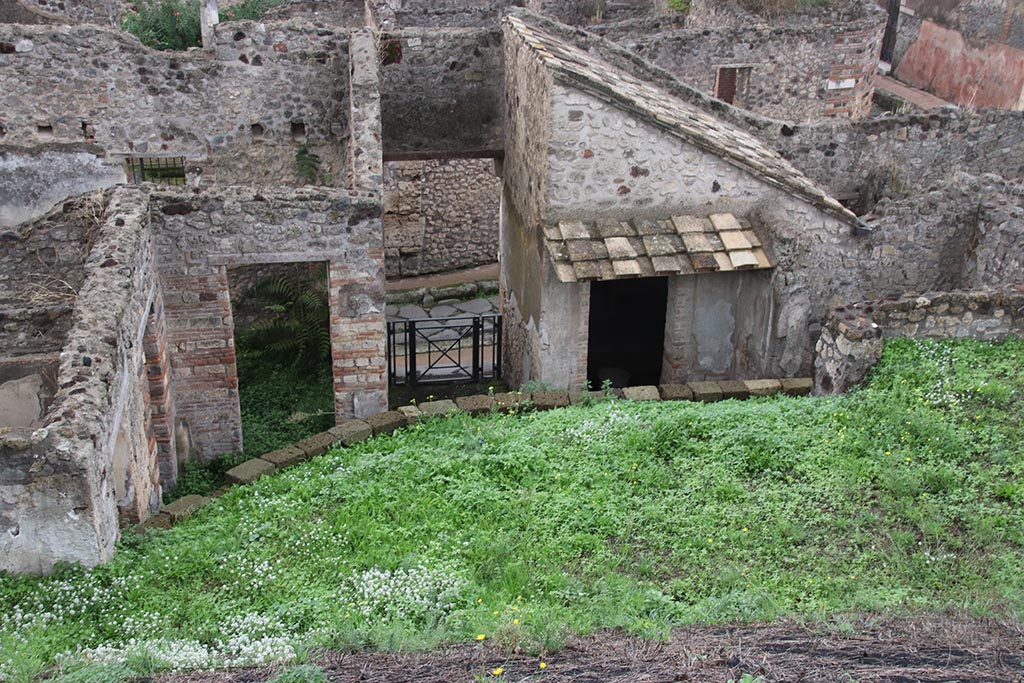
[1,339,1021,682]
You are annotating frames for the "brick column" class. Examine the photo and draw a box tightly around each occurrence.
[328,257,388,420]
[159,264,242,460]
[825,22,885,119]
[143,286,178,489]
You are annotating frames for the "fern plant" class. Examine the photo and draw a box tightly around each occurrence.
[236,266,331,372]
[295,145,323,184]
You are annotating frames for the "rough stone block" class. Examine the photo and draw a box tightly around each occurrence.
[532,391,570,410]
[419,399,459,417]
[455,394,494,415]
[260,445,307,469]
[366,410,408,435]
[398,405,422,424]
[161,495,212,523]
[225,458,275,486]
[781,377,814,397]
[719,380,750,400]
[141,512,173,530]
[622,385,660,401]
[329,419,372,446]
[744,379,783,397]
[659,383,693,401]
[294,431,338,458]
[493,392,530,412]
[688,381,723,402]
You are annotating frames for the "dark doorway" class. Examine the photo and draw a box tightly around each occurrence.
[587,277,668,388]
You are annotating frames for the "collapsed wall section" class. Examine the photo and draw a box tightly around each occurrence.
[1,188,160,575]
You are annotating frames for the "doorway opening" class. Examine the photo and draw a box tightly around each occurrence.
[587,277,668,389]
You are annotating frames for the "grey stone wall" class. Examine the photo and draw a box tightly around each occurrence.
[815,289,1024,394]
[383,158,500,277]
[379,28,504,158]
[0,21,351,188]
[0,147,125,228]
[0,191,105,357]
[1,188,159,575]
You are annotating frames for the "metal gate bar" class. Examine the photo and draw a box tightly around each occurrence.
[387,314,502,386]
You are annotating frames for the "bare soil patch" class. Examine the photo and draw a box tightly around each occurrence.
[157,615,1024,683]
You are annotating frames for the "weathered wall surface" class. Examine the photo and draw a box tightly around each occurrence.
[0,147,125,228]
[0,193,104,356]
[621,18,883,121]
[0,0,117,25]
[149,186,386,459]
[1,188,160,575]
[815,289,1024,393]
[383,158,500,277]
[0,22,350,188]
[896,19,1024,110]
[379,28,504,158]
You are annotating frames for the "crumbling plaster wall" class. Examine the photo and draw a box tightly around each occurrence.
[1,188,160,575]
[0,21,351,188]
[149,186,386,460]
[378,28,504,158]
[383,158,500,277]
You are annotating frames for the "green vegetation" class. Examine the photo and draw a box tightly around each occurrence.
[1,339,1022,683]
[665,0,689,12]
[122,0,282,51]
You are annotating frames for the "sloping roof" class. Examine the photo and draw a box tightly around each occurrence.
[505,13,861,227]
[545,212,774,283]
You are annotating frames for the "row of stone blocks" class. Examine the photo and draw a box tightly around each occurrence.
[149,377,812,528]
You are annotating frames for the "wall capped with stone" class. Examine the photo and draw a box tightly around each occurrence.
[1,188,160,575]
[383,158,500,277]
[815,288,1024,394]
[378,28,504,158]
[0,21,351,188]
[148,186,386,459]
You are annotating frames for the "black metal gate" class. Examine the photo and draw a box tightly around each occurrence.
[387,314,502,386]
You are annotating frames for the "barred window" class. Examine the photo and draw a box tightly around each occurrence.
[126,157,187,186]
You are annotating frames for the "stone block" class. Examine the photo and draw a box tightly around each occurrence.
[140,512,173,530]
[419,399,460,417]
[161,495,212,523]
[688,381,723,402]
[294,431,338,458]
[260,445,307,469]
[329,419,372,446]
[225,458,275,486]
[744,379,783,397]
[398,405,422,424]
[719,380,749,400]
[455,394,494,415]
[493,392,530,412]
[781,377,814,397]
[532,391,570,410]
[366,410,408,435]
[659,383,693,401]
[621,385,660,401]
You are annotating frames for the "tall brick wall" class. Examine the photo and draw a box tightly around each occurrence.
[826,23,884,118]
[142,286,178,488]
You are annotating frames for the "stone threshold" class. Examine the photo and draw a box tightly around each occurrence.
[144,377,813,530]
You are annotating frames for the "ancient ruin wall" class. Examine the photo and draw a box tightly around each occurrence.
[1,188,160,575]
[383,158,500,277]
[378,28,504,158]
[0,22,351,188]
[149,186,386,460]
[815,289,1024,394]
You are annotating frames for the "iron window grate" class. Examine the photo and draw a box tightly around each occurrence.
[126,157,186,185]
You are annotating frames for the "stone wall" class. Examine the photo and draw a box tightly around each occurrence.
[383,158,500,277]
[1,188,160,575]
[0,192,105,357]
[378,28,504,158]
[815,289,1024,394]
[0,21,351,188]
[149,186,386,459]
[2,0,118,26]
[618,18,883,121]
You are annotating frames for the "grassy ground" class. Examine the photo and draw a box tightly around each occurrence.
[1,339,1022,682]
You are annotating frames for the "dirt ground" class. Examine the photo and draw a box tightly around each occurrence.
[159,615,1024,683]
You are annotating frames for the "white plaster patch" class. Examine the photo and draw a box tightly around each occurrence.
[0,374,44,429]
